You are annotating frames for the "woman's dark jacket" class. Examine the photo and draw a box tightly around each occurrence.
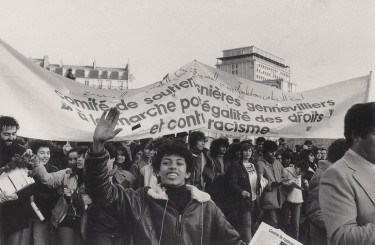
[227,161,258,212]
[84,148,245,245]
[33,163,60,220]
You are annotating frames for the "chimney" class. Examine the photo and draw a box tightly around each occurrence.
[43,55,49,68]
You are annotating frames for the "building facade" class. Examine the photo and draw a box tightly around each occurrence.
[30,56,132,90]
[216,46,296,92]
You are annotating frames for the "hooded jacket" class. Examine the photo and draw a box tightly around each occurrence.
[84,148,245,245]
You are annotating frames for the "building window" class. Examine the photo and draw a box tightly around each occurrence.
[231,64,238,75]
[110,71,119,79]
[55,68,62,75]
[288,82,292,91]
[76,69,85,78]
[101,71,108,79]
[89,70,99,78]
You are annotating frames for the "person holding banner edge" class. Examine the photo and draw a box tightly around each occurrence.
[84,107,245,245]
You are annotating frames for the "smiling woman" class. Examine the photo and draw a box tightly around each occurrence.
[85,107,246,245]
[31,140,52,166]
[152,140,193,187]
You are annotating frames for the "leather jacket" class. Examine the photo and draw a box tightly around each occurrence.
[84,148,245,245]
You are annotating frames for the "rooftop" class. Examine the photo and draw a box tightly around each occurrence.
[218,45,287,67]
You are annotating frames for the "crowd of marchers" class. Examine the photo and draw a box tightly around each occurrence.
[1,102,375,245]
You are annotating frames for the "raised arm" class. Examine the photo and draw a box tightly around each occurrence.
[92,107,123,153]
[85,108,143,222]
[86,107,124,206]
[33,163,67,188]
[28,151,67,188]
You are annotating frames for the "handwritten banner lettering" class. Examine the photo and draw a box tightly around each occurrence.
[0,39,371,141]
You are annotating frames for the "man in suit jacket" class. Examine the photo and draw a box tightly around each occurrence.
[319,102,375,245]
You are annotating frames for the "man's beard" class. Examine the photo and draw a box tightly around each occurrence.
[0,139,14,149]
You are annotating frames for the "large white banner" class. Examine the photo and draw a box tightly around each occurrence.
[0,39,372,141]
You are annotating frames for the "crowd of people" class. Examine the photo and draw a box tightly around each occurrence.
[0,102,374,245]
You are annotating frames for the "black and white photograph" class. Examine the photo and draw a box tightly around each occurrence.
[0,0,374,244]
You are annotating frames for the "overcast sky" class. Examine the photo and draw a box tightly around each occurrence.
[1,0,374,91]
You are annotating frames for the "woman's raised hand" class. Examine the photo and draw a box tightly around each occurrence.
[93,107,123,153]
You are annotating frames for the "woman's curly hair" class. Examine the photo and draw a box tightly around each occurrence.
[152,138,194,173]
